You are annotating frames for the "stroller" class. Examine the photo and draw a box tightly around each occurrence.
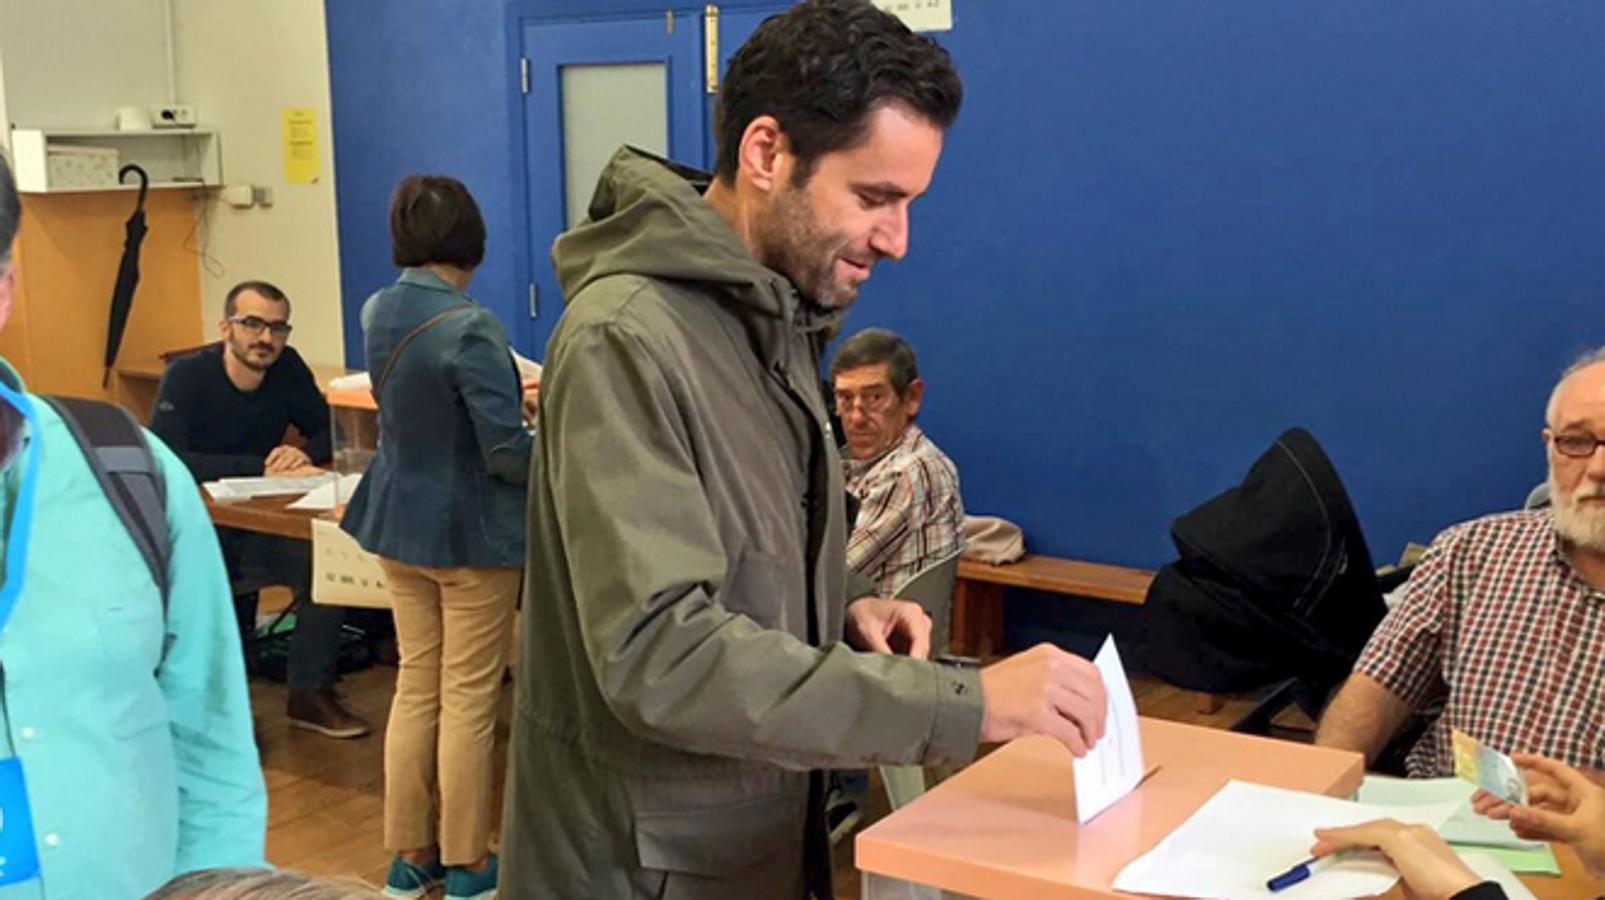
[1142,428,1390,734]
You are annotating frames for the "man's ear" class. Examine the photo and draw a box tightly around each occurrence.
[737,115,791,194]
[904,378,925,416]
[0,264,15,333]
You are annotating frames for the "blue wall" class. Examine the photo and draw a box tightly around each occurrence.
[327,2,1605,570]
[325,2,523,365]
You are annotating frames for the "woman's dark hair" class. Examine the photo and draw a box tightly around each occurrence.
[389,175,486,269]
[714,0,963,187]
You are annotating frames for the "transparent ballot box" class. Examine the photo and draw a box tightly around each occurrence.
[327,385,377,510]
[314,384,385,608]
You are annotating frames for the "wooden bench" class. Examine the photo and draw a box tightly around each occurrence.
[950,555,1154,659]
[950,554,1230,715]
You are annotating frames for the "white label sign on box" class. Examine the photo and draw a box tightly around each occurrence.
[873,0,953,32]
[311,518,391,609]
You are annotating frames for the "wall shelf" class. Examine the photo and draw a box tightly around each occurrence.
[9,127,222,193]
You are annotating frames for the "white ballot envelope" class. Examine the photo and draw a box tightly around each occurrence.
[1072,635,1144,824]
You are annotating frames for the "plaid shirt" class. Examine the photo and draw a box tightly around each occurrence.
[844,423,965,595]
[1356,508,1605,777]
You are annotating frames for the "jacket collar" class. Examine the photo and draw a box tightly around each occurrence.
[555,148,846,370]
[397,267,463,296]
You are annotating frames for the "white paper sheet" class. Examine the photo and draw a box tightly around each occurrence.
[288,473,364,510]
[1358,776,1542,850]
[327,371,371,391]
[1072,635,1144,824]
[1461,852,1537,900]
[511,349,543,381]
[1112,780,1458,899]
[204,474,335,500]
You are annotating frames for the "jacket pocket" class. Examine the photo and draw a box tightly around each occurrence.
[633,791,803,878]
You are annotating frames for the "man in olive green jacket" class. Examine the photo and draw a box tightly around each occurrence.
[501,3,1108,897]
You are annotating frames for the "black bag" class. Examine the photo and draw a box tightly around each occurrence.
[1142,427,1387,697]
[42,396,169,610]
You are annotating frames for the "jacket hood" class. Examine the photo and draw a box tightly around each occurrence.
[552,146,843,336]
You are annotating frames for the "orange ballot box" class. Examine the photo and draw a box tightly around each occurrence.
[855,718,1365,900]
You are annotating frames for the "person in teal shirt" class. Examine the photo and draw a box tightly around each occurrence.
[0,151,266,896]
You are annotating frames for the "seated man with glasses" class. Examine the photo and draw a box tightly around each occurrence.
[831,328,965,596]
[151,280,368,740]
[1316,347,1605,781]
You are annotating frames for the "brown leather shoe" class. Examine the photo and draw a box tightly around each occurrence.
[286,688,370,739]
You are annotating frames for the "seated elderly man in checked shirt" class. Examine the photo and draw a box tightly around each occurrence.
[1316,347,1605,781]
[831,328,965,594]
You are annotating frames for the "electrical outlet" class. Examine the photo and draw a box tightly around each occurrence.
[150,105,197,128]
[221,185,254,208]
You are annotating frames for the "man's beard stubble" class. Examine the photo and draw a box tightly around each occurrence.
[229,338,276,372]
[757,185,858,310]
[1549,471,1605,553]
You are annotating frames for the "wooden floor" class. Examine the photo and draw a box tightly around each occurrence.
[256,660,1303,896]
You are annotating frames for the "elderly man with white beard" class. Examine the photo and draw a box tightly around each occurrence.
[1316,349,1605,781]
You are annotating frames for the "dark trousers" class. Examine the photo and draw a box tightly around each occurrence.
[218,527,345,691]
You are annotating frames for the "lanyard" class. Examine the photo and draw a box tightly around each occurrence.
[0,382,39,639]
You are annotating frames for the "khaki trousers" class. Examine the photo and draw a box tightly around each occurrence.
[378,558,520,865]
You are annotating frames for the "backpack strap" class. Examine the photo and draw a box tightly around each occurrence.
[40,396,170,610]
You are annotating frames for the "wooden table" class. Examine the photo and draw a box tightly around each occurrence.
[204,492,328,541]
[855,719,1591,899]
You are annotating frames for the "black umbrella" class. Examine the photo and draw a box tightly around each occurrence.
[102,164,150,387]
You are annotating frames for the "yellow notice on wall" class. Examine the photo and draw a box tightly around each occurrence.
[282,107,320,184]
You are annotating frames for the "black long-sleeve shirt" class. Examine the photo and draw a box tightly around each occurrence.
[150,342,332,482]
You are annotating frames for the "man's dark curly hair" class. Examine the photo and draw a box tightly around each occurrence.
[713,0,963,186]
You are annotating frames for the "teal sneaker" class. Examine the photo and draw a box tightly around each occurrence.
[444,852,498,900]
[384,855,446,898]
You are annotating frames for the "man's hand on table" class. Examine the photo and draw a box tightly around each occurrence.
[263,444,313,474]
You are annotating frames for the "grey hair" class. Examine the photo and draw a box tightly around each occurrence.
[829,327,920,396]
[1546,346,1605,427]
[144,867,384,899]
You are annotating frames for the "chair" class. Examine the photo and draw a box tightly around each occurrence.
[880,550,963,810]
[893,550,962,654]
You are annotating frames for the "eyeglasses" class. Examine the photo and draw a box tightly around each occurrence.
[1551,431,1605,459]
[228,315,292,338]
[834,388,895,414]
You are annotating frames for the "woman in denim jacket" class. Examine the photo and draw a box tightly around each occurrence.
[340,175,531,900]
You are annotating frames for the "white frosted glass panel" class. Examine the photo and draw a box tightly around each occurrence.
[561,63,668,228]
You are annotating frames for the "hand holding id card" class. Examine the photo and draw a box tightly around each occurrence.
[1452,729,1528,805]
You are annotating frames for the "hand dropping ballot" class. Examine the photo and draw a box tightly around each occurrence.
[1072,636,1145,823]
[1452,729,1528,805]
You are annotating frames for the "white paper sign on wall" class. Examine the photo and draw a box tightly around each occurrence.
[873,0,953,33]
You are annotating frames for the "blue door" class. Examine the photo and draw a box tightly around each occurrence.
[519,15,704,354]
[701,7,788,164]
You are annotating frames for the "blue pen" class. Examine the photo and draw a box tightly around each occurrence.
[1266,855,1331,892]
